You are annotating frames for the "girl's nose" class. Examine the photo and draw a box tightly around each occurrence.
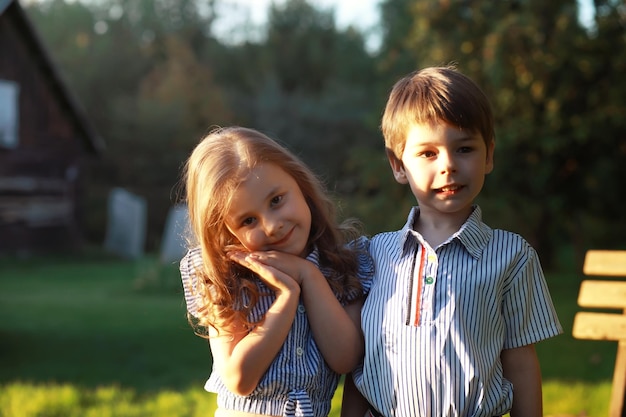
[263,215,283,236]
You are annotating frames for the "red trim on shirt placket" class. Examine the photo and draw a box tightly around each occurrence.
[413,248,427,326]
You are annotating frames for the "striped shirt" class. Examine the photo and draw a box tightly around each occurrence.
[352,206,563,417]
[180,239,374,417]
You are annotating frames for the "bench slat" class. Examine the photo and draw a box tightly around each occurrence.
[573,312,626,341]
[584,250,626,276]
[577,280,626,309]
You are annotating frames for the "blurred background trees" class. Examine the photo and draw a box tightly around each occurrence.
[23,0,626,270]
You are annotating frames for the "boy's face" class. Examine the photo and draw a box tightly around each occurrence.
[388,121,494,217]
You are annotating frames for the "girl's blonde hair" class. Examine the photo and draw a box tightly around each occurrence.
[381,66,495,160]
[182,126,362,336]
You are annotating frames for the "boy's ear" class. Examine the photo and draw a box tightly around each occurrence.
[485,140,495,174]
[386,148,408,184]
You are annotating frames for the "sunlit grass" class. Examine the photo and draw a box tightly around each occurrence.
[543,380,612,416]
[0,379,610,417]
[0,382,217,417]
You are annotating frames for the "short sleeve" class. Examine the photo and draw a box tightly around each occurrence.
[343,236,374,303]
[179,247,204,318]
[501,245,563,348]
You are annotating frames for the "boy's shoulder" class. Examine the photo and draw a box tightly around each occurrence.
[489,227,534,249]
[483,227,543,265]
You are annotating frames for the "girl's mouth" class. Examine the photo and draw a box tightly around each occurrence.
[271,227,294,247]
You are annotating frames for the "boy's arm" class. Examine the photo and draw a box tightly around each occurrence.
[501,344,543,417]
[341,372,370,417]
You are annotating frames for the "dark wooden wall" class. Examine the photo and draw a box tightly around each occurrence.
[0,1,97,254]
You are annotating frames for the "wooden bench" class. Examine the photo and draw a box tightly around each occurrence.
[572,250,626,417]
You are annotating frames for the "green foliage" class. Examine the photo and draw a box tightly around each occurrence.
[26,0,232,248]
[375,0,626,268]
[266,0,337,93]
[339,146,414,234]
[21,0,626,267]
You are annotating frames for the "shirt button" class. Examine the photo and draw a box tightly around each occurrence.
[425,276,434,284]
[298,305,306,313]
[296,347,304,356]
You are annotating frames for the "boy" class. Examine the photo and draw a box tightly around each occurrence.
[342,67,563,417]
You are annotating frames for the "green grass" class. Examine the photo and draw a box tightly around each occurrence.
[0,251,616,416]
[0,252,210,391]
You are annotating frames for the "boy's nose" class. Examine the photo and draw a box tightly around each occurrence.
[439,153,457,173]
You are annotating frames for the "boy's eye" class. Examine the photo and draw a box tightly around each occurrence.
[458,146,473,153]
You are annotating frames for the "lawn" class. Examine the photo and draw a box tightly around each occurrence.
[0,250,616,416]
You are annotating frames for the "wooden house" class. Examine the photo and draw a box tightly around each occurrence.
[0,0,105,254]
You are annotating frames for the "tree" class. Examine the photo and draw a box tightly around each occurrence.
[224,0,380,182]
[25,0,232,248]
[367,0,626,268]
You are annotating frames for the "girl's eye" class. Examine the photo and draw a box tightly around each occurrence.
[270,195,283,206]
[242,217,255,226]
[420,150,436,158]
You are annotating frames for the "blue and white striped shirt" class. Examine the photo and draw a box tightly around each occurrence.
[180,240,374,417]
[352,206,562,417]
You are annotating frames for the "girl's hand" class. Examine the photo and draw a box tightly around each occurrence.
[211,251,301,396]
[228,251,301,292]
[244,250,365,373]
[234,250,315,286]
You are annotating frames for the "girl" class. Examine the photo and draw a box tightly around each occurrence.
[179,126,372,417]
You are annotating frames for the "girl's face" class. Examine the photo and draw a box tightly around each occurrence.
[225,162,312,257]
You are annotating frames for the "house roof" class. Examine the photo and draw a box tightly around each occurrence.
[0,0,105,154]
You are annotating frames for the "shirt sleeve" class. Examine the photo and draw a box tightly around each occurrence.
[344,236,375,302]
[179,247,204,318]
[501,244,563,349]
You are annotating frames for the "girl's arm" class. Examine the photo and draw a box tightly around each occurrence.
[237,251,364,374]
[299,262,364,373]
[210,253,301,396]
[501,344,543,417]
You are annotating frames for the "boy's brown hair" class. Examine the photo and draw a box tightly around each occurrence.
[381,66,495,160]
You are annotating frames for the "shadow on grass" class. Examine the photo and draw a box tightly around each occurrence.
[0,253,213,394]
[0,323,212,393]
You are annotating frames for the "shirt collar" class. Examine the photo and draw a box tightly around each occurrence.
[398,205,492,259]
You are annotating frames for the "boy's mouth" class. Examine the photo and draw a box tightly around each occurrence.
[436,184,463,193]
